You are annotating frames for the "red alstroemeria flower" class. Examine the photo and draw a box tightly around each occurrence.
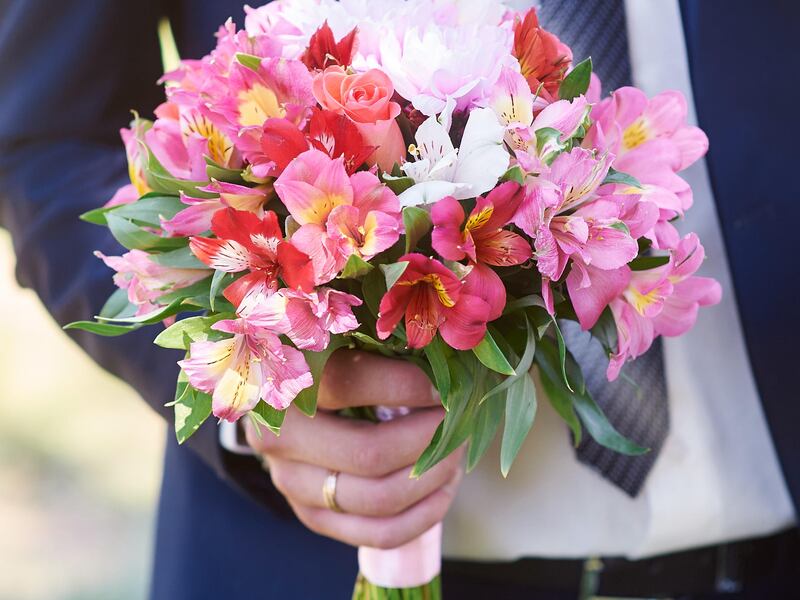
[376,254,491,350]
[431,182,532,319]
[513,8,572,102]
[301,21,358,71]
[190,208,314,308]
[261,108,376,175]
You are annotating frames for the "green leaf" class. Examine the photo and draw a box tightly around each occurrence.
[99,288,136,320]
[629,255,671,271]
[466,388,504,472]
[550,318,575,392]
[559,57,593,100]
[535,337,645,455]
[80,206,114,226]
[602,167,644,189]
[340,254,374,279]
[235,52,262,71]
[402,206,432,253]
[590,306,618,355]
[380,261,410,290]
[571,389,648,455]
[145,148,213,198]
[380,173,415,195]
[106,213,186,251]
[205,156,245,184]
[63,320,140,336]
[250,401,286,436]
[535,337,582,445]
[361,268,386,318]
[96,297,186,325]
[293,335,350,416]
[209,269,228,311]
[503,294,547,316]
[481,317,536,404]
[412,353,489,477]
[174,386,212,444]
[472,331,516,376]
[534,126,563,156]
[153,313,231,350]
[149,246,208,269]
[500,371,537,476]
[111,194,185,227]
[424,335,451,409]
[500,165,525,185]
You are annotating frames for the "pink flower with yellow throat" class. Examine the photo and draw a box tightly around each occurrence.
[431,182,531,320]
[179,316,313,422]
[376,254,491,350]
[274,149,401,283]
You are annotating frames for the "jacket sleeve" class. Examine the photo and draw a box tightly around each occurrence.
[0,0,288,513]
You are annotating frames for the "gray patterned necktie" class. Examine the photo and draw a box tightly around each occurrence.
[538,0,670,497]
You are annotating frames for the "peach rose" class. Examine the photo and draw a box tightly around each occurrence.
[313,66,405,170]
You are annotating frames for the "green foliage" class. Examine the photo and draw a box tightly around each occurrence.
[154,313,232,350]
[293,335,351,416]
[250,401,286,436]
[149,246,207,269]
[630,255,671,271]
[472,330,516,376]
[500,165,525,185]
[402,206,432,253]
[500,367,537,477]
[340,254,374,279]
[63,321,141,336]
[173,381,212,444]
[535,337,647,455]
[380,261,410,290]
[235,52,262,71]
[603,167,644,189]
[423,335,451,409]
[106,213,187,252]
[559,57,593,100]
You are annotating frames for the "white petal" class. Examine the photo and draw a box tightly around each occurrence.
[452,108,510,198]
[398,180,466,207]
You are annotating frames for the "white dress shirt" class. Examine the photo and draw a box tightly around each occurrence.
[442,0,796,560]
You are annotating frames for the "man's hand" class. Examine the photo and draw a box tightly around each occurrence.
[245,349,463,550]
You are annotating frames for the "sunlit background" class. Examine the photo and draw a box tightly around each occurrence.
[0,229,165,599]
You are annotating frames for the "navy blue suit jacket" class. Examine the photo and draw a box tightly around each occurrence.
[0,1,797,597]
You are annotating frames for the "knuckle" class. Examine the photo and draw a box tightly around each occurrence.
[364,483,398,516]
[369,525,404,550]
[351,440,386,476]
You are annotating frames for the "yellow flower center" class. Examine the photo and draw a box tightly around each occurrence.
[465,205,493,233]
[624,285,660,316]
[622,118,650,151]
[238,84,285,127]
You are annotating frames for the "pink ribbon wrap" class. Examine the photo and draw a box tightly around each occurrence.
[357,405,442,588]
[358,522,442,588]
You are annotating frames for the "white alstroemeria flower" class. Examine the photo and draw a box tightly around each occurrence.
[398,107,510,207]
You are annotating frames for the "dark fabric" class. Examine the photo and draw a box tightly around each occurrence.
[538,0,632,95]
[443,528,800,600]
[679,0,800,513]
[542,0,670,496]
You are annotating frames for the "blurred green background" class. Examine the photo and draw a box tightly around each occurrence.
[0,229,165,600]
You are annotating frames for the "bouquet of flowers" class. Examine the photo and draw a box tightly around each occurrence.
[68,0,721,596]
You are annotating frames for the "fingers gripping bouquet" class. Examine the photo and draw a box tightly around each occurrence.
[70,0,721,596]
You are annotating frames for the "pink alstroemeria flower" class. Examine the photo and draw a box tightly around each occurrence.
[95,249,209,315]
[189,208,314,308]
[161,181,270,237]
[246,286,362,351]
[376,254,491,350]
[210,58,315,178]
[589,86,708,172]
[596,234,721,380]
[274,149,401,283]
[488,67,590,162]
[179,317,313,421]
[513,148,638,312]
[432,182,531,319]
